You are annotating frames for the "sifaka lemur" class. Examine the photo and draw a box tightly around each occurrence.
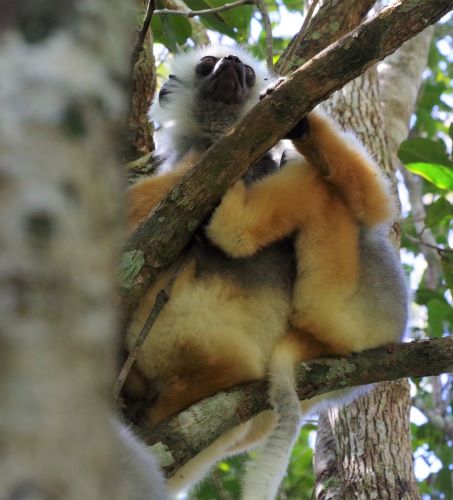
[124,45,408,499]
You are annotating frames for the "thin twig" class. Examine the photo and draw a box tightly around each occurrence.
[131,0,157,72]
[278,0,321,75]
[299,0,322,36]
[405,233,453,254]
[155,0,254,18]
[255,0,274,71]
[114,251,191,402]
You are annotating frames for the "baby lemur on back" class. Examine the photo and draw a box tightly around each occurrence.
[125,45,407,499]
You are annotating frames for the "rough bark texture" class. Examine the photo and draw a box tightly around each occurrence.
[120,0,453,328]
[0,1,131,498]
[127,0,157,160]
[276,0,376,74]
[313,411,340,500]
[141,337,453,477]
[326,381,418,500]
[312,32,435,498]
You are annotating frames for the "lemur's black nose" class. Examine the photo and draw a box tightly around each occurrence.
[225,55,242,64]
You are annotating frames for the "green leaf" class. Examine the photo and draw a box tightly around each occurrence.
[151,15,165,44]
[168,15,192,45]
[162,15,191,50]
[427,299,451,337]
[405,162,453,190]
[151,11,191,52]
[212,1,252,39]
[120,250,145,289]
[184,0,237,38]
[435,463,453,498]
[282,0,304,10]
[427,37,440,69]
[415,288,447,306]
[425,197,453,228]
[398,138,451,166]
[441,253,453,293]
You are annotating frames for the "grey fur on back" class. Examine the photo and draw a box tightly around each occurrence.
[359,226,408,339]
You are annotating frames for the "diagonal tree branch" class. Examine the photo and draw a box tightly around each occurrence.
[141,337,453,477]
[276,0,376,74]
[120,0,453,328]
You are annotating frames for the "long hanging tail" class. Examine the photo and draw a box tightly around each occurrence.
[240,332,374,500]
[167,411,276,496]
[241,342,302,500]
[167,420,252,495]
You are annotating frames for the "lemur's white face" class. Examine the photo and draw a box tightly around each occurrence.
[194,53,257,104]
[149,45,276,167]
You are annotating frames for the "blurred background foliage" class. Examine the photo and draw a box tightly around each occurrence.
[134,1,453,497]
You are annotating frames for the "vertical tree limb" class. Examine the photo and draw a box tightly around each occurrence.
[0,1,132,498]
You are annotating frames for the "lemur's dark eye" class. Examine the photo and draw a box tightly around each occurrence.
[195,56,218,77]
[245,65,256,87]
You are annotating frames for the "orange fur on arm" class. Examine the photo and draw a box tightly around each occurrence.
[127,151,201,233]
[206,163,325,258]
[292,111,395,227]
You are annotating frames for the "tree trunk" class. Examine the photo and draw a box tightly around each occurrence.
[0,2,132,499]
[313,35,429,496]
[127,0,157,161]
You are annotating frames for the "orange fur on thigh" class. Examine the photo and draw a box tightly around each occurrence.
[147,358,263,425]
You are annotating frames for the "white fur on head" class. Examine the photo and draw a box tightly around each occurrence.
[149,44,276,169]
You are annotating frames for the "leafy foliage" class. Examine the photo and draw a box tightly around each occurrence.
[398,24,453,498]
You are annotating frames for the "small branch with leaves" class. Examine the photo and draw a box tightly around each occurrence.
[405,234,453,255]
